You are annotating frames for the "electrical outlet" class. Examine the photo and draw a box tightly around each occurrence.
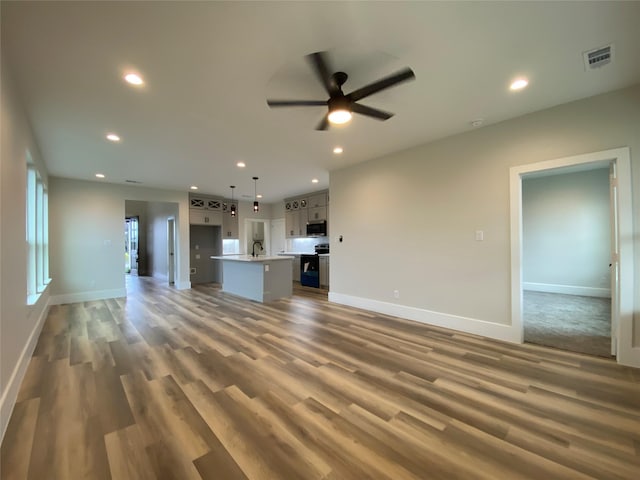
[393,289,400,299]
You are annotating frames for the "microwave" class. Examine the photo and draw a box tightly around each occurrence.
[306,220,327,237]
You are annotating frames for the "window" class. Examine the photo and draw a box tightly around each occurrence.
[26,153,50,304]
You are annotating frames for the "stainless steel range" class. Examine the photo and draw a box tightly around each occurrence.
[300,244,329,287]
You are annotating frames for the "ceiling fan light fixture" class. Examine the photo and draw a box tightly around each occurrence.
[328,109,352,124]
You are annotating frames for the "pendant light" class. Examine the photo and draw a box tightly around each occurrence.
[229,185,236,217]
[252,177,259,212]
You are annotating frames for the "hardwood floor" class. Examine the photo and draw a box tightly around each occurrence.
[2,276,640,479]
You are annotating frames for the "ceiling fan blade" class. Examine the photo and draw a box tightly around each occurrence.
[307,51,339,96]
[315,114,330,131]
[347,67,415,102]
[267,100,327,107]
[351,103,394,121]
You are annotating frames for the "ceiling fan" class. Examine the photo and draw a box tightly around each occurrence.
[267,51,416,130]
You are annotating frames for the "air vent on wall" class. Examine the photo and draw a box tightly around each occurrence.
[583,44,613,70]
[125,179,143,184]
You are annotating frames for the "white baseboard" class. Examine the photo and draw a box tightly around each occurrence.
[49,288,126,305]
[523,282,611,298]
[328,292,519,344]
[1,294,50,443]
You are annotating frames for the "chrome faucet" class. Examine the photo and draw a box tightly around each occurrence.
[252,240,263,257]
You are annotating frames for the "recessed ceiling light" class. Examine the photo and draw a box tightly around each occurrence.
[190,185,198,190]
[257,194,263,199]
[237,161,246,168]
[106,133,121,142]
[95,173,105,179]
[333,146,343,154]
[312,178,319,184]
[510,78,529,91]
[124,73,144,86]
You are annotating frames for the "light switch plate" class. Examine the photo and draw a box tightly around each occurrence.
[475,230,484,241]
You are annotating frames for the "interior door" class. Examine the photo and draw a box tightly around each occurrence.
[271,218,286,254]
[609,162,619,355]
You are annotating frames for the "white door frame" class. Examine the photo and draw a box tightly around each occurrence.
[510,147,637,367]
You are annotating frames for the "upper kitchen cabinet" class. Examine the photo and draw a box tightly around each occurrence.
[307,193,327,208]
[190,209,222,226]
[222,201,239,238]
[285,208,308,237]
[285,197,307,211]
[307,193,327,221]
[308,206,326,222]
[284,189,328,238]
[190,193,223,225]
[190,196,223,211]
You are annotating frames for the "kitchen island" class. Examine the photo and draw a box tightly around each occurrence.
[210,255,294,302]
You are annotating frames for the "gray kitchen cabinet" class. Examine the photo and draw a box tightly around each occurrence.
[285,208,309,237]
[285,211,298,237]
[292,256,301,282]
[307,205,326,222]
[284,189,328,237]
[190,209,222,226]
[319,256,329,288]
[190,196,223,211]
[308,193,327,208]
[222,209,238,238]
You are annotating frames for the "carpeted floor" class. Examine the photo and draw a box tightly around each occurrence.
[523,291,612,358]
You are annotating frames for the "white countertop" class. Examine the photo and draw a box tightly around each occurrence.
[211,255,294,262]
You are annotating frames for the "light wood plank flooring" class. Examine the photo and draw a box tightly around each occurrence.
[2,276,640,479]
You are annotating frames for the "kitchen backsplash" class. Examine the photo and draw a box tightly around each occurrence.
[287,236,328,253]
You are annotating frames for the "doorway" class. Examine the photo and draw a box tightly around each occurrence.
[124,216,139,275]
[271,218,286,254]
[245,219,270,255]
[510,147,635,366]
[167,218,176,286]
[521,168,611,357]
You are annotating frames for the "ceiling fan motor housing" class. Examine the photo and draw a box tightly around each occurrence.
[329,96,351,112]
[332,71,349,90]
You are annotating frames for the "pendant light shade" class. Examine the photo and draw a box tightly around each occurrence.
[252,177,259,212]
[229,185,236,217]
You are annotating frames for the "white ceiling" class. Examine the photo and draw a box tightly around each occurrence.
[2,1,639,202]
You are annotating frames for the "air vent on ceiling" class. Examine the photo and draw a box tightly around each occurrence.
[125,179,143,184]
[583,44,613,70]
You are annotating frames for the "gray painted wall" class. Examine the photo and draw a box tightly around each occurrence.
[49,177,192,299]
[1,58,51,438]
[523,168,611,295]
[330,84,640,346]
[146,201,179,280]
